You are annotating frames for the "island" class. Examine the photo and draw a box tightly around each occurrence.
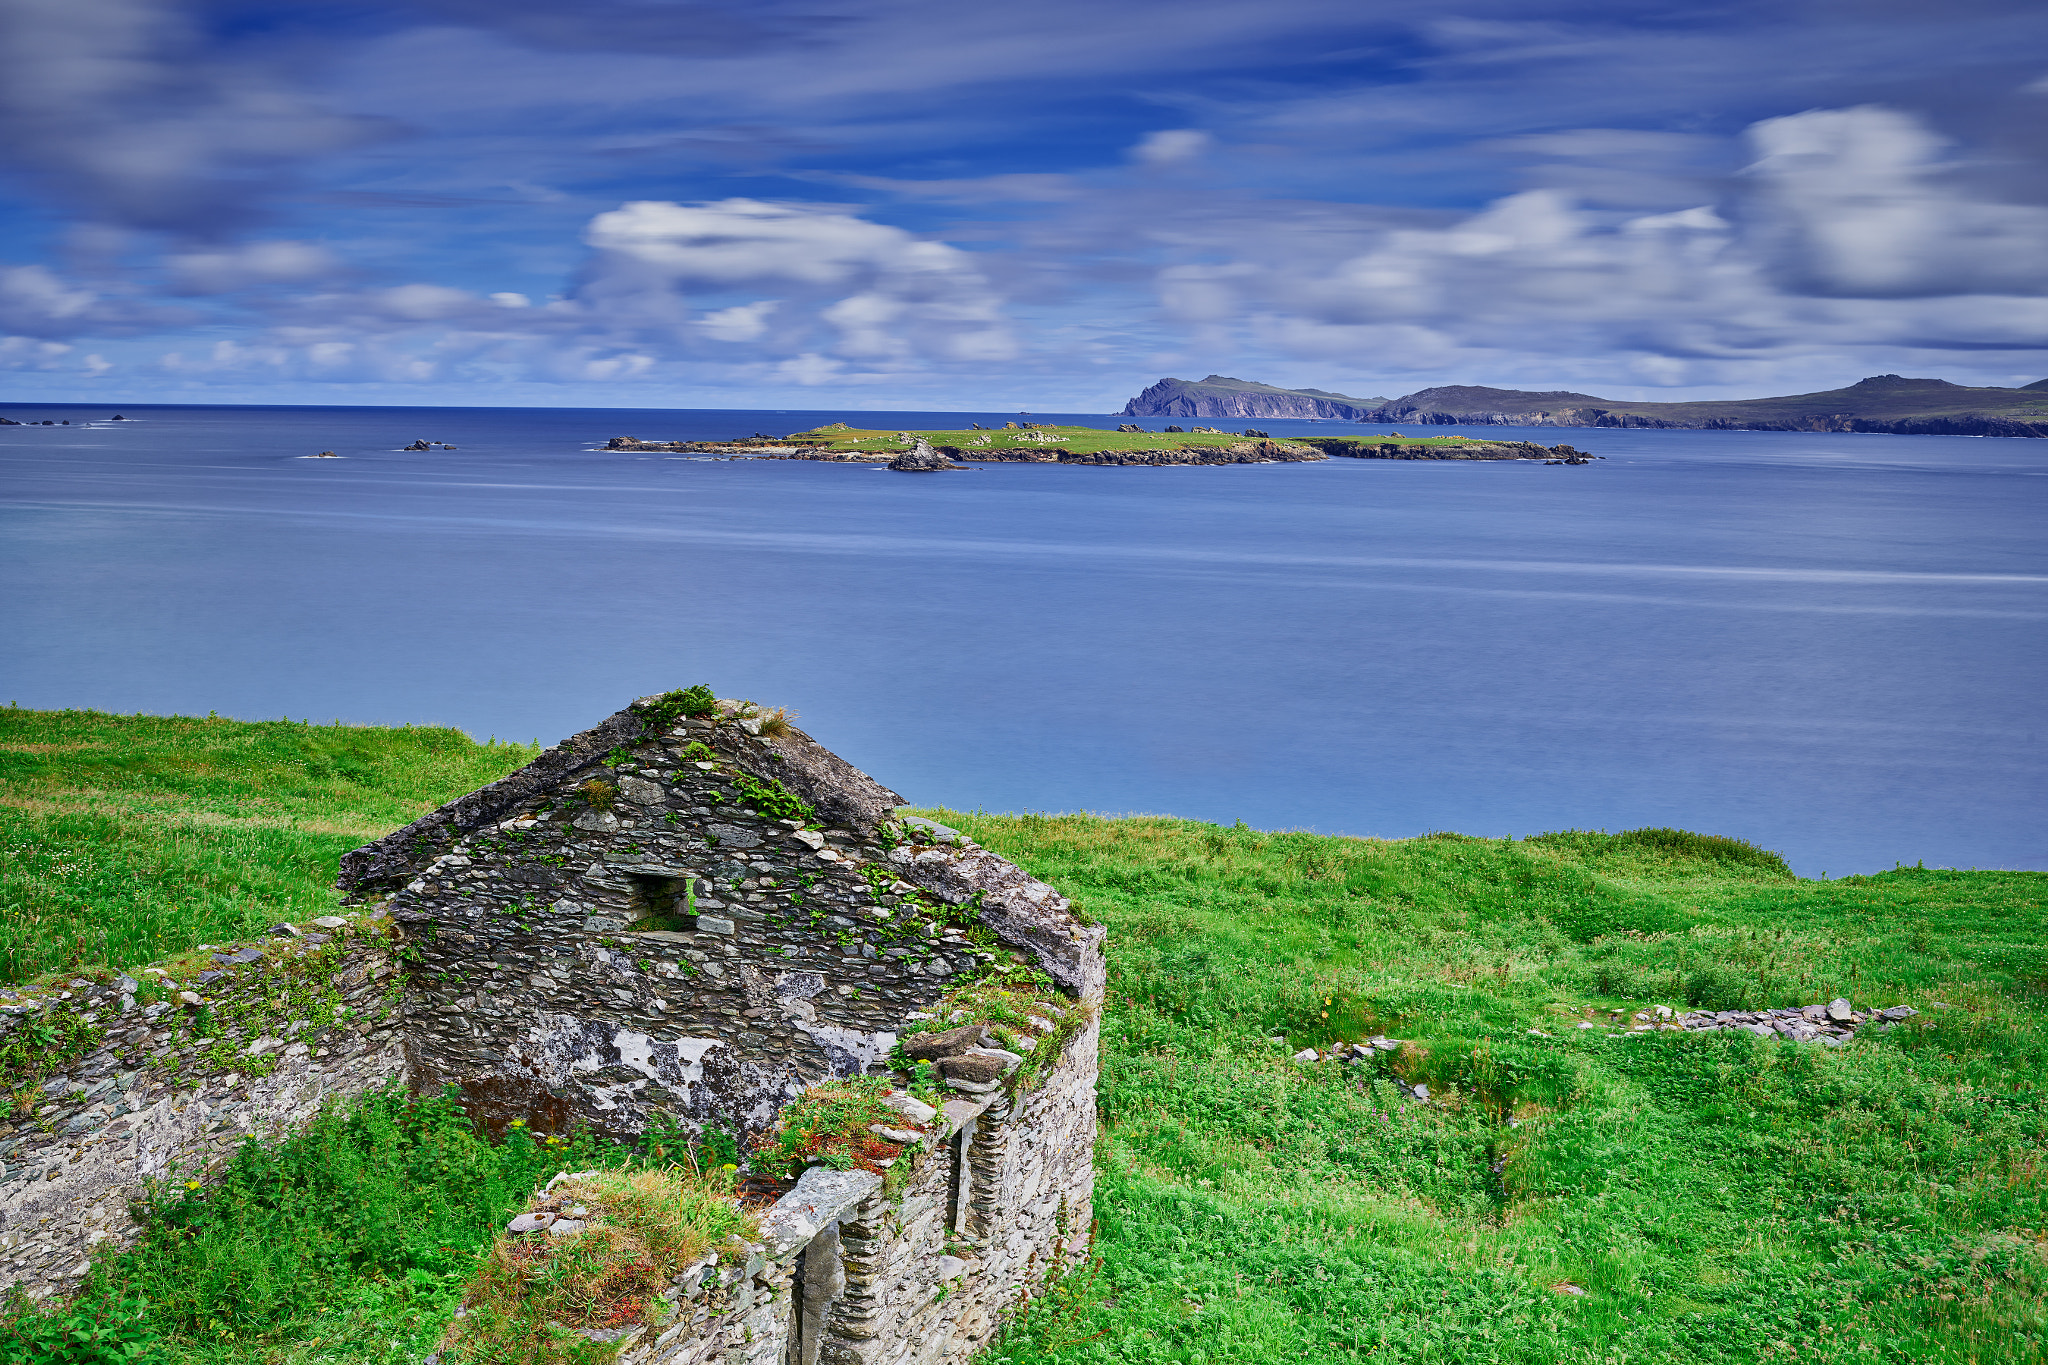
[601,421,1595,469]
[1125,373,2048,436]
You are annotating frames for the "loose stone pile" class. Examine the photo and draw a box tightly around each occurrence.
[1675,998,1921,1045]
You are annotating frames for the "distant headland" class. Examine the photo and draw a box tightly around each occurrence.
[1123,373,2048,437]
[602,421,1595,470]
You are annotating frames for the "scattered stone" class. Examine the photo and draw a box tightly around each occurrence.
[269,922,302,938]
[1825,997,1853,1022]
[1293,1047,1320,1063]
[177,991,201,1006]
[936,1254,969,1280]
[312,916,348,930]
[508,1211,556,1233]
[547,1219,587,1237]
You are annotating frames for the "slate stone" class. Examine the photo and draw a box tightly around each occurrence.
[937,1054,1004,1084]
[902,1024,986,1060]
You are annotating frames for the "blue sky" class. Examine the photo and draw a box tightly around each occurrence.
[4,0,2048,409]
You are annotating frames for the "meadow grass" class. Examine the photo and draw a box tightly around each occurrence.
[927,813,2048,1365]
[0,706,535,982]
[3,710,2043,1362]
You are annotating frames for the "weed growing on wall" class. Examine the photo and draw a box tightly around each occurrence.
[446,1167,754,1365]
[747,1077,923,1183]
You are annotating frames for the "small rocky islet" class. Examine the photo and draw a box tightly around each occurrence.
[600,421,1597,471]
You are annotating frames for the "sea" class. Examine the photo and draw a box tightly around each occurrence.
[2,401,2043,877]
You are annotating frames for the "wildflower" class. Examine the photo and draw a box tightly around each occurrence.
[723,1163,738,1172]
[186,1180,200,1189]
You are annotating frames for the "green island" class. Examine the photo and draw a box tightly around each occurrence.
[602,423,1596,465]
[4,705,2044,1363]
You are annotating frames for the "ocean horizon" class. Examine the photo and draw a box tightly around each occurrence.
[4,401,2043,877]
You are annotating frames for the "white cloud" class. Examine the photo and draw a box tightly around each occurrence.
[0,265,97,327]
[0,0,383,233]
[1745,106,2048,299]
[167,240,338,294]
[1120,106,2048,387]
[579,198,1012,366]
[489,292,531,308]
[696,299,779,341]
[1132,129,1212,165]
[0,336,76,369]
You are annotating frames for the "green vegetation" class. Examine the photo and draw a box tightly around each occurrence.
[747,1076,922,1182]
[899,961,1093,1092]
[2,1086,632,1365]
[781,423,1499,457]
[920,812,2048,1365]
[7,708,2045,1362]
[0,706,535,983]
[446,1166,753,1365]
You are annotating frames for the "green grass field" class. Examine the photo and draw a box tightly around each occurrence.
[3,708,2043,1363]
[782,423,1503,457]
[0,706,534,983]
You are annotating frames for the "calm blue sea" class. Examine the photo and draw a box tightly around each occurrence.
[2,401,2043,876]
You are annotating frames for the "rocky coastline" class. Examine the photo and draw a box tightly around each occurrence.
[601,433,1594,469]
[1126,373,2048,437]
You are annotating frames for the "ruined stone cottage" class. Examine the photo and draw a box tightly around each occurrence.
[2,692,1104,1365]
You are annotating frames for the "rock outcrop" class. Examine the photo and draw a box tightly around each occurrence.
[887,438,957,472]
[1123,373,2048,437]
[1122,375,1389,420]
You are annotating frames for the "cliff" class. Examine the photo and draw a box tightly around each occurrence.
[1120,374,2048,436]
[1121,375,1391,420]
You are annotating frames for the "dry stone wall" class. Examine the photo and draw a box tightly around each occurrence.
[347,701,1102,1150]
[478,1018,1099,1365]
[0,913,405,1300]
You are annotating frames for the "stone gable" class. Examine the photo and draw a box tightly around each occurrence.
[340,695,1104,1141]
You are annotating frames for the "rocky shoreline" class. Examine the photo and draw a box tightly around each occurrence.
[602,434,1596,468]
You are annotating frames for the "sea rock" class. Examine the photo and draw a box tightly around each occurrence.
[1116,424,1146,433]
[888,438,956,472]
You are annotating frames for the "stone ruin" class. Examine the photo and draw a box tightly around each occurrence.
[1,694,1105,1365]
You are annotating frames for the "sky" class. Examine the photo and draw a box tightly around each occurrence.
[3,0,2048,410]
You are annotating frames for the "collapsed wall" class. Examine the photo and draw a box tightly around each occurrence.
[0,917,404,1300]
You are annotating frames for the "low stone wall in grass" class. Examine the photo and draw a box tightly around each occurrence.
[0,912,406,1301]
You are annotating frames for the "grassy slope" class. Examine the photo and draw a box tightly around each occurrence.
[0,706,535,983]
[928,814,2048,1365]
[4,711,2044,1362]
[782,424,1502,456]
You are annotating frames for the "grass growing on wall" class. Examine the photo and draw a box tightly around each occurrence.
[0,706,536,982]
[933,812,2048,1365]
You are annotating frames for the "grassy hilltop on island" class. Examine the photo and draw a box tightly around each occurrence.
[603,422,1591,464]
[3,704,2045,1363]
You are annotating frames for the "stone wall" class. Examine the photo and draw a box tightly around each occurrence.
[482,1015,1099,1365]
[358,703,1102,1149]
[0,913,405,1300]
